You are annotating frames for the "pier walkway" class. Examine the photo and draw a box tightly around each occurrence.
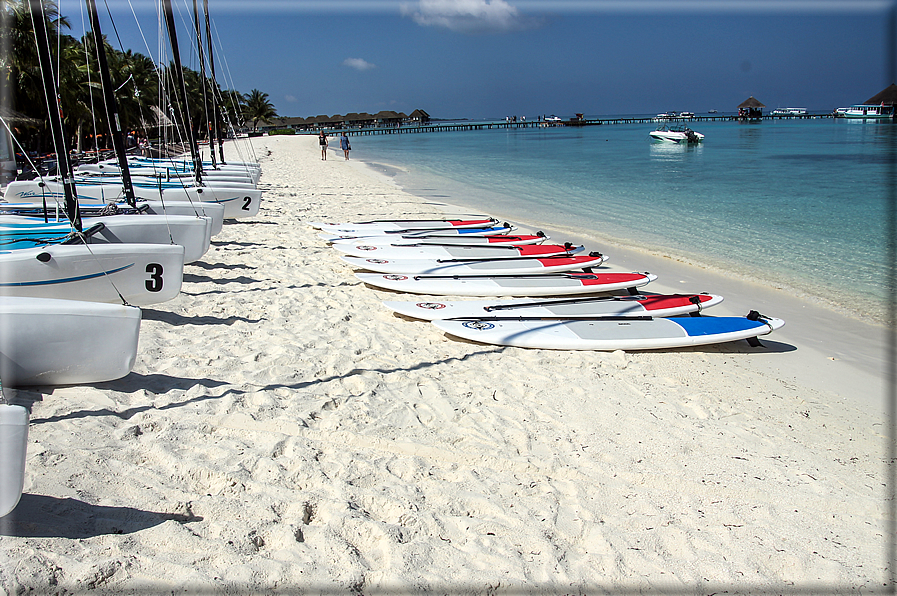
[321,113,833,136]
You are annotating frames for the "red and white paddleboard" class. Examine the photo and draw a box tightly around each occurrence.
[328,233,549,247]
[341,253,607,275]
[356,271,657,296]
[333,243,582,259]
[383,293,723,320]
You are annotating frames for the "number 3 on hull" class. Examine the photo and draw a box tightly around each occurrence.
[0,243,185,306]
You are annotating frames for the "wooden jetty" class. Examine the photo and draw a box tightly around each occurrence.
[322,113,834,136]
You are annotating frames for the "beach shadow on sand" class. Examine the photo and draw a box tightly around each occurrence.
[27,375,233,425]
[187,261,256,271]
[210,240,263,248]
[182,272,259,285]
[139,308,261,327]
[0,495,202,538]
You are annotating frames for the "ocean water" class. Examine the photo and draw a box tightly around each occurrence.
[354,118,895,324]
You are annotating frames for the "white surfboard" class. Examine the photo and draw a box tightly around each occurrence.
[356,271,657,296]
[341,253,607,275]
[314,217,499,234]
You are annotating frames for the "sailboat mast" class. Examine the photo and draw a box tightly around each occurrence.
[28,0,81,231]
[85,0,136,207]
[162,0,202,185]
[192,0,215,169]
[203,0,225,165]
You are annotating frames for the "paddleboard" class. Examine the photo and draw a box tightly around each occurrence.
[334,243,582,259]
[314,218,500,233]
[318,225,515,242]
[341,253,607,275]
[433,311,784,350]
[356,271,657,296]
[384,293,723,320]
[329,233,549,247]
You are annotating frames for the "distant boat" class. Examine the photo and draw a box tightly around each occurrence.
[834,104,894,120]
[654,111,693,121]
[708,109,718,113]
[649,124,705,144]
[771,107,807,116]
[544,115,563,122]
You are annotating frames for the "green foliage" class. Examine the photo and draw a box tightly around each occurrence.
[1,0,262,152]
[242,88,277,131]
[267,129,295,136]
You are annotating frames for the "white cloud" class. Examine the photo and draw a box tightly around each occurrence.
[400,0,540,33]
[343,57,377,71]
[285,95,297,102]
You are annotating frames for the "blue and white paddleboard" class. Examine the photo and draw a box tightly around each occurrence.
[328,233,548,247]
[334,243,582,259]
[433,312,784,350]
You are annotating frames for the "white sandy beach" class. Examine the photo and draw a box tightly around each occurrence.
[0,134,890,594]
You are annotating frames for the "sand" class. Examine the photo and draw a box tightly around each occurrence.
[0,134,890,594]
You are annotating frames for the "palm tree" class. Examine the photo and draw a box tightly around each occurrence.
[242,88,276,131]
[218,88,246,132]
[108,48,159,139]
[0,0,71,151]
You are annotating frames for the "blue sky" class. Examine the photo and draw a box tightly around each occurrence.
[93,0,895,119]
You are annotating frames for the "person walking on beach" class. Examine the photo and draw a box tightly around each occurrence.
[340,132,351,160]
[319,131,328,160]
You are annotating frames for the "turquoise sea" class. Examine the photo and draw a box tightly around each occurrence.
[354,117,895,325]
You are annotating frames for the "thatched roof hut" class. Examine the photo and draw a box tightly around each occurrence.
[737,96,766,109]
[409,109,430,123]
[864,83,897,106]
[737,96,765,120]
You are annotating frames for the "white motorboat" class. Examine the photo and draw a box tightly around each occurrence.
[771,107,807,116]
[834,104,894,120]
[649,124,705,144]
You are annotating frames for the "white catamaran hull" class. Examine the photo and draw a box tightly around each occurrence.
[0,404,28,517]
[0,296,141,385]
[0,198,225,237]
[0,243,185,305]
[0,214,211,263]
[4,179,261,220]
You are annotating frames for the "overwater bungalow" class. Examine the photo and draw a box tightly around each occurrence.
[737,96,765,121]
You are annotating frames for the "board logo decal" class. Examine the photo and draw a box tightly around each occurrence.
[356,245,377,251]
[417,302,446,310]
[366,259,389,264]
[383,275,408,280]
[463,321,495,331]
